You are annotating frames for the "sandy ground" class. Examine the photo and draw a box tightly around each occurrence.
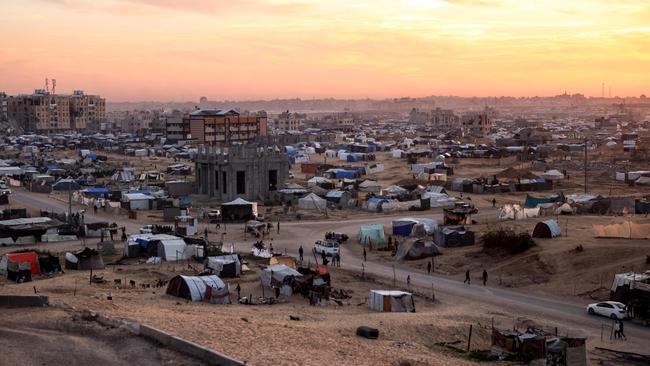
[0,307,205,366]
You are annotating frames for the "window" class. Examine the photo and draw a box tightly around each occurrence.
[214,170,219,191]
[268,170,278,191]
[222,171,227,194]
[236,171,246,194]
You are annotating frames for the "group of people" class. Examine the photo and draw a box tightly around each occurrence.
[613,319,627,340]
[464,269,489,286]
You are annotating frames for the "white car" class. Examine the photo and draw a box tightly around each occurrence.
[314,240,340,257]
[587,301,627,320]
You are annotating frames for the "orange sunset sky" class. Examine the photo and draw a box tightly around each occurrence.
[1,0,649,101]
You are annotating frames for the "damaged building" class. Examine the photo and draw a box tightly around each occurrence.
[195,145,290,202]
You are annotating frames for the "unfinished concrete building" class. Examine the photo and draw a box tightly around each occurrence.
[195,145,290,202]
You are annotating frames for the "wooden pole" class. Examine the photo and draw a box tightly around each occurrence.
[392,265,396,287]
[467,324,473,352]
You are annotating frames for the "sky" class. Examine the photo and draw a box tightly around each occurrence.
[1,0,649,101]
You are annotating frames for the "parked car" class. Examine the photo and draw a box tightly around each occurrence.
[314,240,340,257]
[325,232,349,243]
[0,180,11,195]
[587,301,627,319]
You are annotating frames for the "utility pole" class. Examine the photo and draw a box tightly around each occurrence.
[584,137,588,194]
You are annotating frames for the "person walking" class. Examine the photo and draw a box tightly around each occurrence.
[619,320,627,340]
[407,275,411,287]
[277,221,280,233]
[204,227,208,239]
[298,245,304,262]
[427,261,432,275]
[236,283,241,300]
[335,253,341,267]
[613,320,620,339]
[464,270,471,285]
[363,247,367,262]
[492,198,496,208]
[482,269,488,286]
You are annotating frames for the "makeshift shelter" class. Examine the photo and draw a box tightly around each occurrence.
[368,290,415,312]
[261,264,304,296]
[434,226,475,248]
[365,197,387,212]
[207,255,241,277]
[221,198,257,221]
[532,220,561,238]
[122,193,154,210]
[157,238,188,261]
[541,169,565,180]
[166,275,229,303]
[593,222,650,239]
[358,224,387,247]
[358,180,381,193]
[65,247,104,270]
[394,239,440,260]
[524,194,562,208]
[298,193,327,210]
[0,252,40,278]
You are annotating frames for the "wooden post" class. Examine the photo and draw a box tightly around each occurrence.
[392,265,396,287]
[467,324,473,352]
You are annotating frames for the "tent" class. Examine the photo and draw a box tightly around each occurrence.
[359,180,381,193]
[394,239,440,260]
[221,198,258,221]
[532,220,561,238]
[269,256,298,269]
[434,227,475,247]
[207,255,241,277]
[391,149,403,158]
[65,247,104,270]
[541,169,565,180]
[368,290,415,312]
[166,275,229,303]
[298,193,327,210]
[593,222,650,239]
[261,264,304,296]
[524,194,562,208]
[0,251,40,276]
[366,197,387,212]
[383,185,407,197]
[157,238,188,261]
[359,224,387,247]
[122,193,154,210]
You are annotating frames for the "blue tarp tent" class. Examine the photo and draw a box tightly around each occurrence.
[335,170,357,179]
[524,194,562,208]
[127,189,151,195]
[392,219,417,236]
[82,187,109,197]
[347,154,358,162]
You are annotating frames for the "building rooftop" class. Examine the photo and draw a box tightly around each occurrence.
[189,109,239,117]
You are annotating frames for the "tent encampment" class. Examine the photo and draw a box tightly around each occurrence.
[394,239,440,260]
[166,275,229,303]
[359,224,387,247]
[368,290,415,312]
[532,220,561,238]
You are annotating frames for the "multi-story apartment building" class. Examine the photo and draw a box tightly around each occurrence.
[184,109,267,146]
[7,89,105,133]
[69,90,106,130]
[461,111,492,136]
[272,110,305,131]
[8,90,71,132]
[409,107,460,130]
[164,109,189,142]
[0,92,8,122]
[110,110,156,134]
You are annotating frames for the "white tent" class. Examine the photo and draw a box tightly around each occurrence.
[542,169,565,180]
[307,176,331,188]
[122,193,154,210]
[391,149,403,158]
[368,290,415,312]
[157,238,188,261]
[298,193,327,210]
[166,275,228,302]
[383,185,407,196]
[261,264,303,295]
[207,255,241,277]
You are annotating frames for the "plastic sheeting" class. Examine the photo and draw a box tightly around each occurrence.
[359,224,387,247]
[368,290,415,312]
[593,222,650,239]
[499,204,540,220]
